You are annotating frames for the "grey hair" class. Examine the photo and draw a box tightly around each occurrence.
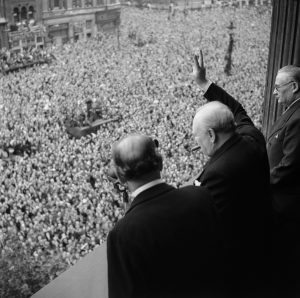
[278,65,300,84]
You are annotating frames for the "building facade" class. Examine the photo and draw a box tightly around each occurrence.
[0,0,8,48]
[41,0,121,45]
[0,0,121,50]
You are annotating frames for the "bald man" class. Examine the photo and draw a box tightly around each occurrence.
[107,135,225,298]
[191,52,272,295]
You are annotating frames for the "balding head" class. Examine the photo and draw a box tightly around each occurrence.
[112,134,162,183]
[192,101,236,156]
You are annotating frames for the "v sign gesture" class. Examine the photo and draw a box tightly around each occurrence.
[192,50,208,88]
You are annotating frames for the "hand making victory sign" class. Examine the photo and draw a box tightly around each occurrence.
[193,50,209,88]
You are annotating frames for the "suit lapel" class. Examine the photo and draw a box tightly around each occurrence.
[268,100,300,140]
[126,183,174,215]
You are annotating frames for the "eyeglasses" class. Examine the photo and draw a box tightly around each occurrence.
[274,81,294,92]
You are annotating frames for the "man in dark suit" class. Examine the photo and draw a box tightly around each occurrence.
[268,65,300,295]
[268,65,300,218]
[191,52,271,295]
[107,134,225,298]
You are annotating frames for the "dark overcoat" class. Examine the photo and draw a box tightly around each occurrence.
[194,83,271,290]
[267,99,300,295]
[267,99,300,220]
[107,183,225,298]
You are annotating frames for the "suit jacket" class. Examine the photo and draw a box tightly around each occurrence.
[267,99,300,221]
[194,83,271,288]
[107,183,225,298]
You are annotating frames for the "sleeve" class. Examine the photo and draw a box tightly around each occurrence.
[203,83,266,149]
[270,118,300,187]
[204,83,254,128]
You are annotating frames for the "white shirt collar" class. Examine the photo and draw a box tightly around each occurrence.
[131,179,164,199]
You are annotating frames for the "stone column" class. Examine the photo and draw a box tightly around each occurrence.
[42,0,48,11]
[49,0,54,10]
[68,23,74,41]
[67,0,73,9]
[262,0,300,137]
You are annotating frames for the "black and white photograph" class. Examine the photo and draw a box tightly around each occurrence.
[0,0,300,297]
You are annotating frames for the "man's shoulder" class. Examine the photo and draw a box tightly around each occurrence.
[175,185,215,208]
[287,106,300,123]
[176,184,211,197]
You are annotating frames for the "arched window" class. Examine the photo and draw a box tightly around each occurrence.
[28,6,34,19]
[13,7,20,23]
[20,6,27,20]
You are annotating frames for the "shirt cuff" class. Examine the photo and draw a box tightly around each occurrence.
[202,80,212,94]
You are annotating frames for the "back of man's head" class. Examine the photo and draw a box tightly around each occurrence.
[112,134,162,182]
[193,101,236,135]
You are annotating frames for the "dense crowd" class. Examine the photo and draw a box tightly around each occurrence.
[0,47,54,74]
[0,5,271,288]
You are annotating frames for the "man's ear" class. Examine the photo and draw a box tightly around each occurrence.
[115,167,127,185]
[208,128,216,143]
[292,81,300,93]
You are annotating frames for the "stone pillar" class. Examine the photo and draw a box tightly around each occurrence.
[262,0,300,138]
[67,0,73,9]
[68,22,74,41]
[42,0,47,12]
[49,0,54,10]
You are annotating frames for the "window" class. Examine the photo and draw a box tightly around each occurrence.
[28,6,34,20]
[13,7,20,23]
[85,0,93,6]
[86,20,92,29]
[20,7,27,21]
[73,0,82,7]
[54,0,60,7]
[97,0,104,5]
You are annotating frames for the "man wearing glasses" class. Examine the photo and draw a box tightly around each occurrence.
[269,65,300,213]
[268,65,300,296]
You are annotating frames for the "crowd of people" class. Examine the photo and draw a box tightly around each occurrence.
[0,5,271,290]
[0,47,54,74]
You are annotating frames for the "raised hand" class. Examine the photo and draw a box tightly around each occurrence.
[192,50,208,87]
